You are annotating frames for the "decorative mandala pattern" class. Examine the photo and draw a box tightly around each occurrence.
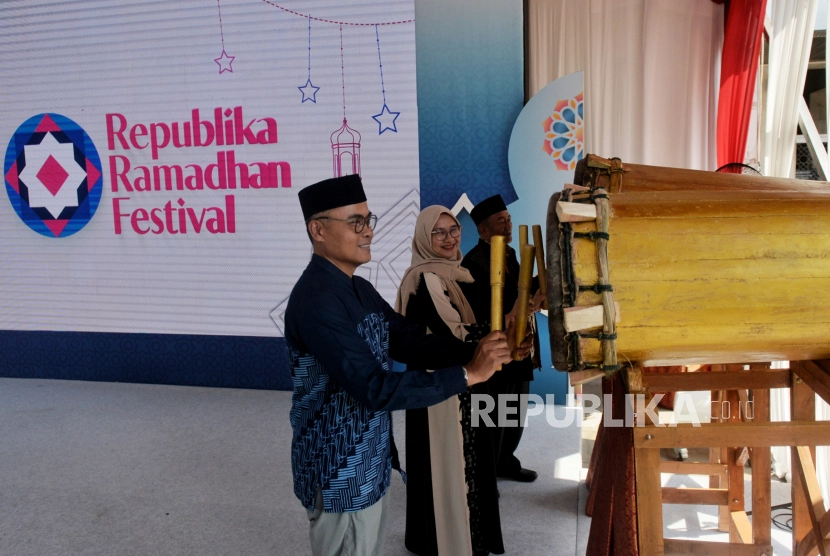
[542,93,584,171]
[4,113,103,238]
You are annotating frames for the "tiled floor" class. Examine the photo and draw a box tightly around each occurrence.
[0,376,800,555]
[0,378,587,556]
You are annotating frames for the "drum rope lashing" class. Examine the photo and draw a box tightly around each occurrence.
[579,283,613,294]
[591,183,619,376]
[583,363,622,372]
[559,171,620,374]
[573,231,610,241]
[559,187,584,370]
[579,332,617,340]
[559,187,580,308]
[566,193,609,204]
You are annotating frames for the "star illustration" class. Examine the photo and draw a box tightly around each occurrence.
[214,50,235,74]
[18,132,87,219]
[372,104,400,134]
[298,79,320,103]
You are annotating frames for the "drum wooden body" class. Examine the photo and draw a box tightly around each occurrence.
[547,156,830,370]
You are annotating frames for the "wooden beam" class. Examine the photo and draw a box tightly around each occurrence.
[662,487,728,505]
[726,391,745,542]
[625,366,646,395]
[711,387,731,533]
[633,422,830,448]
[752,389,772,546]
[797,511,830,556]
[664,539,773,555]
[636,447,665,555]
[661,460,728,477]
[643,370,790,393]
[737,390,751,422]
[556,200,597,222]
[563,302,620,332]
[794,446,830,556]
[569,369,604,386]
[793,373,818,555]
[731,511,753,544]
[795,360,830,406]
[563,182,590,193]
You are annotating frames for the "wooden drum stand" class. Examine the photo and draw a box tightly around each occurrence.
[550,155,830,555]
[622,362,830,555]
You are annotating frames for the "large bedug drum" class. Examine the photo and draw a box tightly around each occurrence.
[547,155,830,371]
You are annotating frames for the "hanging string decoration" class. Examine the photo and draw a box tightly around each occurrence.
[213,0,235,73]
[331,24,361,178]
[259,2,414,26]
[298,16,321,103]
[259,1,411,137]
[371,25,400,135]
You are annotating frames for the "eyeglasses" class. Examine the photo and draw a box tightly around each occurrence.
[314,213,378,233]
[431,225,462,241]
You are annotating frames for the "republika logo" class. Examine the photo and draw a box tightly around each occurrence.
[4,113,103,238]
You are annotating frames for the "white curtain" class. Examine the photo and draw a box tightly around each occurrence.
[763,0,829,509]
[769,386,791,481]
[526,0,723,170]
[770,390,829,509]
[769,384,829,509]
[761,0,820,177]
[819,397,830,509]
[529,0,830,507]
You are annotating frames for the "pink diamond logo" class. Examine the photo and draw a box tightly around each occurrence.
[6,113,104,238]
[36,154,69,196]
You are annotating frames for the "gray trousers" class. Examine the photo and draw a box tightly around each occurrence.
[306,488,390,556]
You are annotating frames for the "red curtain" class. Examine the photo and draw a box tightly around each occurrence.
[716,0,767,170]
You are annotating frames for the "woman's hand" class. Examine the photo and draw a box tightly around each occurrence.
[504,288,544,330]
[530,289,546,313]
[504,318,533,361]
[465,331,513,385]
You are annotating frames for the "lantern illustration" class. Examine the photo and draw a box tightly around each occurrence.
[331,118,361,177]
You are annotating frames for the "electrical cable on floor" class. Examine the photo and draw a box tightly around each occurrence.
[771,503,793,532]
[745,502,793,532]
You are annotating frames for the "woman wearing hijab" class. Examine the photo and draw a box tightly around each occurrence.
[395,205,504,556]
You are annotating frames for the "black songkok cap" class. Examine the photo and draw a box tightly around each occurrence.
[298,174,367,221]
[470,194,508,226]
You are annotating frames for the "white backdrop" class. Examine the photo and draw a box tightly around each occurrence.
[526,0,723,170]
[0,0,420,338]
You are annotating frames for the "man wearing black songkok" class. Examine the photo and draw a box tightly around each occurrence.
[284,175,529,556]
[460,194,543,484]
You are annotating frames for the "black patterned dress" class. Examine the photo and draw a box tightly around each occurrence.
[402,272,504,556]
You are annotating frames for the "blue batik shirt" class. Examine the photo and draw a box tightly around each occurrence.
[285,255,472,513]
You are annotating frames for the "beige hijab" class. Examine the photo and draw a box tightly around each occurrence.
[395,205,476,324]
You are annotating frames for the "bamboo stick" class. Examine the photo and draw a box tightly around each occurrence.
[513,243,535,360]
[490,235,506,369]
[593,187,617,372]
[532,225,548,311]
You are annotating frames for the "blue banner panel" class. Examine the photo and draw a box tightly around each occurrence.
[415,0,524,208]
[0,331,291,391]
